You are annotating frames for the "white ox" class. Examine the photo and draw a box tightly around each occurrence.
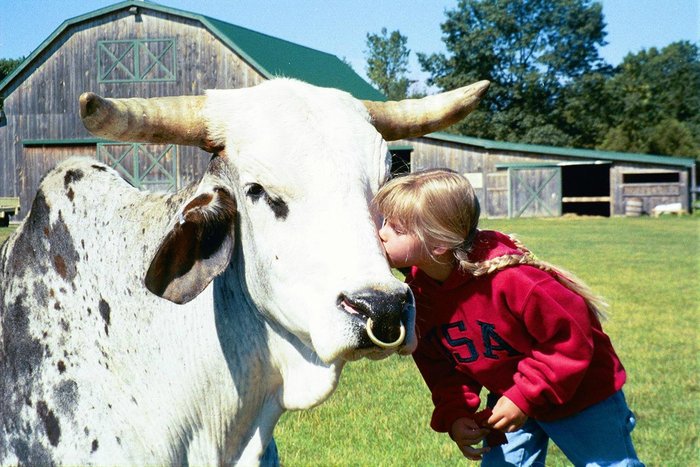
[0,78,488,465]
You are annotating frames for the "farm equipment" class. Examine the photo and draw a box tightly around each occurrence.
[0,197,20,227]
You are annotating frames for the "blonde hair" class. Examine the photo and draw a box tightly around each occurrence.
[373,168,480,260]
[473,234,608,319]
[374,168,607,320]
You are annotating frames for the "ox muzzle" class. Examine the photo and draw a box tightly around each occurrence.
[338,289,412,350]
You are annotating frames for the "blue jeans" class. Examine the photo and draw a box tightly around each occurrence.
[482,391,644,467]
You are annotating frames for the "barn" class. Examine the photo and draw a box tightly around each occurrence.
[390,133,697,218]
[1,0,696,221]
[0,0,384,222]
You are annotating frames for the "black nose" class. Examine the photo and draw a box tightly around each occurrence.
[339,288,411,346]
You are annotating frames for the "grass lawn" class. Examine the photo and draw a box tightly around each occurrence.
[0,226,15,245]
[2,216,698,465]
[274,216,699,466]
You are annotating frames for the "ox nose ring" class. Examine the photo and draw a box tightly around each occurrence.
[365,317,406,349]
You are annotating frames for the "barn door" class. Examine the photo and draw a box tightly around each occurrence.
[97,143,178,192]
[508,167,561,218]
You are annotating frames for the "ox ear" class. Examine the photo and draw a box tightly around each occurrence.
[145,186,237,304]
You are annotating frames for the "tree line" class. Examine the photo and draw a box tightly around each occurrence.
[0,58,24,111]
[365,0,699,159]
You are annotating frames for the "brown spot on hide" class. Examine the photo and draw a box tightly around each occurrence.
[91,439,99,452]
[53,255,67,278]
[57,361,66,373]
[66,188,74,201]
[41,210,80,284]
[36,401,61,447]
[183,193,214,213]
[98,298,111,336]
[63,169,84,188]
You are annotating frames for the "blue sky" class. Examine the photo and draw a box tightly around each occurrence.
[1,0,697,87]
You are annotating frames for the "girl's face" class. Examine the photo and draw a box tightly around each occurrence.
[378,219,426,269]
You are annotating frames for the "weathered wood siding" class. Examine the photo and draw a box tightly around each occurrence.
[401,136,689,218]
[0,7,266,220]
[402,137,562,218]
[611,165,689,215]
[20,146,96,195]
[509,167,562,218]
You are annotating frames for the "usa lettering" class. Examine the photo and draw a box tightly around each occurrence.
[441,320,522,363]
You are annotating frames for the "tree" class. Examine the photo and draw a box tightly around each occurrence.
[418,0,607,142]
[647,119,698,157]
[0,57,25,111]
[557,69,614,149]
[0,58,23,82]
[365,28,411,100]
[599,41,700,158]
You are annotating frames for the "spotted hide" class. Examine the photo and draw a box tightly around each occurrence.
[0,78,487,465]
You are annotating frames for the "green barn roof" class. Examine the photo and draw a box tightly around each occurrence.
[202,16,385,100]
[0,0,386,101]
[425,132,697,169]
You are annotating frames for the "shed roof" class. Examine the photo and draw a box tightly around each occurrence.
[0,0,386,101]
[424,132,697,169]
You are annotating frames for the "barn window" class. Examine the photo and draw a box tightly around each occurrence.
[464,173,484,189]
[97,39,177,83]
[388,145,413,175]
[622,172,680,184]
[97,143,178,192]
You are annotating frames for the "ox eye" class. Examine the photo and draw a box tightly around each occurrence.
[245,183,266,201]
[245,183,289,220]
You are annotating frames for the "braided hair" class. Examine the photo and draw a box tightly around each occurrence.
[374,168,607,320]
[456,234,608,320]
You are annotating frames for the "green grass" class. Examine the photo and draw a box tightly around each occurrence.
[275,216,700,466]
[0,226,14,245]
[2,218,698,465]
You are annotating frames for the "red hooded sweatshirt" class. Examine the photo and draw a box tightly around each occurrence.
[408,230,626,433]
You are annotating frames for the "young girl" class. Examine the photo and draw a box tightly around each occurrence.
[374,169,643,466]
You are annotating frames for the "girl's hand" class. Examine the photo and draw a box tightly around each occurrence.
[487,396,528,432]
[450,417,491,460]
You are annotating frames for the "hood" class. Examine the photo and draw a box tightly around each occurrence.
[407,230,524,291]
[468,230,523,263]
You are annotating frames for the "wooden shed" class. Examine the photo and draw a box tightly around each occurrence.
[0,0,385,221]
[391,133,697,218]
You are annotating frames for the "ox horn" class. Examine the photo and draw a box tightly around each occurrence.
[363,80,490,141]
[79,93,222,153]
